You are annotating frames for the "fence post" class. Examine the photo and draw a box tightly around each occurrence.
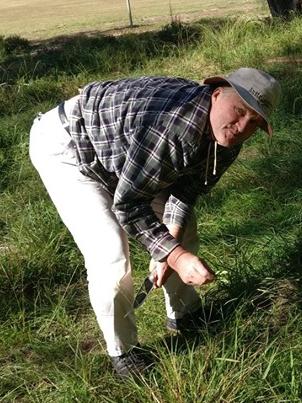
[126,0,134,27]
[266,0,301,17]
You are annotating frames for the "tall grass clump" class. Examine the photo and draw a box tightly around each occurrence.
[0,14,302,401]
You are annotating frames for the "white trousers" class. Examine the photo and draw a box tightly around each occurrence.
[29,98,201,357]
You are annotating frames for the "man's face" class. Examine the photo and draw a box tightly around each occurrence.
[209,87,265,148]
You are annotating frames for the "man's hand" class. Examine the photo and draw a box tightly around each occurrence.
[151,261,173,288]
[149,223,184,288]
[167,246,215,286]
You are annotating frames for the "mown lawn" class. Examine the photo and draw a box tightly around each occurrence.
[0,14,302,402]
[0,0,269,39]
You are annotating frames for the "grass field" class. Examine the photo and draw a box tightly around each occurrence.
[1,2,302,401]
[0,0,269,39]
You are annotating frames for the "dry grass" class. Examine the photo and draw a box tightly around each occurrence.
[0,0,269,40]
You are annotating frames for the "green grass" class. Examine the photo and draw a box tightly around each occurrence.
[1,14,302,402]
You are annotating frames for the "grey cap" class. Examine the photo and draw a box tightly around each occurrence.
[204,67,281,136]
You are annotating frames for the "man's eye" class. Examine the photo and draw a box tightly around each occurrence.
[234,106,245,116]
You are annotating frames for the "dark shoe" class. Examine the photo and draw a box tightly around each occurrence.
[166,307,205,333]
[111,345,154,378]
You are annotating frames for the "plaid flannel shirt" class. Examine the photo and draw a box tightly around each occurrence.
[69,77,241,261]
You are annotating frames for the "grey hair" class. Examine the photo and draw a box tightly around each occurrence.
[219,86,237,96]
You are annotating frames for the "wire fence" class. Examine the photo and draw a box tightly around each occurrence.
[0,0,270,39]
[119,0,269,28]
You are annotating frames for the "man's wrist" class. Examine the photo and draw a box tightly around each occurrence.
[166,224,184,242]
[167,245,188,270]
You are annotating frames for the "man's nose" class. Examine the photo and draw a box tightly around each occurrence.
[237,116,251,133]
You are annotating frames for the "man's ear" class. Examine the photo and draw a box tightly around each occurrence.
[211,87,223,104]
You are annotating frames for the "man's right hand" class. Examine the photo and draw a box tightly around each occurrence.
[167,246,215,286]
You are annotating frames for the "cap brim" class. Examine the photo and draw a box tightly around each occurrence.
[204,75,273,136]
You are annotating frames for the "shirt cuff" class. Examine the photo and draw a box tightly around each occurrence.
[162,195,192,227]
[148,231,180,262]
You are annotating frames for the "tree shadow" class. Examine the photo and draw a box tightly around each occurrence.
[0,16,272,85]
[0,21,203,85]
[0,254,88,324]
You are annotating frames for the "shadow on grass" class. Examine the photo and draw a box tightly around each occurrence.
[1,17,301,113]
[0,19,210,117]
[0,21,204,84]
[0,255,88,323]
[0,16,277,86]
[1,16,255,83]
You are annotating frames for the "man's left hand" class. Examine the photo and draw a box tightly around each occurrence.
[149,259,174,288]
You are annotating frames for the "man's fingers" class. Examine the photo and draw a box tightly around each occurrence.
[150,261,173,287]
[157,265,174,287]
[200,260,216,277]
[154,276,161,288]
